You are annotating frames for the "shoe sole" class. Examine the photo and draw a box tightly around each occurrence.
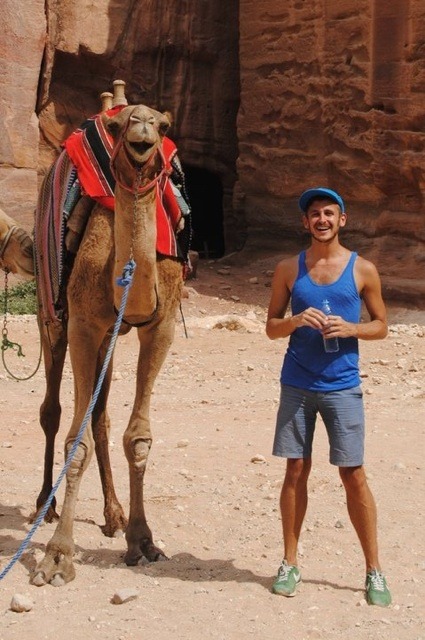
[366,597,392,607]
[272,577,301,597]
[272,588,297,597]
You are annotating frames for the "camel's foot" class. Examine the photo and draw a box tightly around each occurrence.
[101,505,128,537]
[31,544,76,587]
[29,501,59,525]
[124,537,168,566]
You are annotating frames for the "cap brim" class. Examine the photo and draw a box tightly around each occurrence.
[299,188,345,213]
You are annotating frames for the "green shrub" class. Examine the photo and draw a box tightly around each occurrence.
[0,280,37,315]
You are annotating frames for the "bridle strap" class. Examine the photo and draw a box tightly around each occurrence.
[0,226,18,262]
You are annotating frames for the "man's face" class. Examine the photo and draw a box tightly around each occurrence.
[302,198,346,243]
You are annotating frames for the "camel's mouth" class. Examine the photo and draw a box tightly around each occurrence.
[128,141,155,157]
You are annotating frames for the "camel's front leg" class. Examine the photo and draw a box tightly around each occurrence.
[123,319,176,566]
[32,324,103,586]
[31,441,89,586]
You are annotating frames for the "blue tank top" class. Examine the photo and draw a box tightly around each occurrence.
[281,251,361,391]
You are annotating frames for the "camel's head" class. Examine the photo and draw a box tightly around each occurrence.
[104,105,170,165]
[0,209,34,279]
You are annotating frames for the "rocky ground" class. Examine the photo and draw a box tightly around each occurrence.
[0,250,424,640]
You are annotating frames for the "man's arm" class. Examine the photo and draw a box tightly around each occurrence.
[266,259,294,340]
[323,257,388,341]
[354,257,388,340]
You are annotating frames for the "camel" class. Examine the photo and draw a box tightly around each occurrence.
[28,102,185,586]
[0,208,34,278]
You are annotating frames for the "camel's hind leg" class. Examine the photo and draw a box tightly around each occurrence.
[31,323,127,534]
[30,317,68,524]
[92,336,128,536]
[31,313,127,536]
[32,318,108,586]
[32,205,117,586]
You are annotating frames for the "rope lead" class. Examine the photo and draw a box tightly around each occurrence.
[0,260,135,582]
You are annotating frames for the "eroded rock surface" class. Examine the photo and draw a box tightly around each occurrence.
[0,0,424,297]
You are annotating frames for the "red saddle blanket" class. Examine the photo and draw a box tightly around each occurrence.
[63,105,182,258]
[35,107,184,325]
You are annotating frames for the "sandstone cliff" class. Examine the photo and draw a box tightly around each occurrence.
[0,0,424,298]
[237,0,425,295]
[1,0,240,258]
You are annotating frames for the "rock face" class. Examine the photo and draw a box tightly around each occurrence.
[0,1,45,220]
[237,0,425,287]
[0,0,424,293]
[1,0,240,258]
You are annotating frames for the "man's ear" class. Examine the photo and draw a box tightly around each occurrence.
[339,212,347,227]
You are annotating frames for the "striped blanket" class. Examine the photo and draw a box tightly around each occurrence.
[64,105,183,256]
[34,151,79,324]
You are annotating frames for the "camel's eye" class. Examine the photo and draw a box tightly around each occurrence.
[106,120,121,137]
[158,120,169,135]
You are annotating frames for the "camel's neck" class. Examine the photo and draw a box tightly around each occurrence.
[113,185,158,324]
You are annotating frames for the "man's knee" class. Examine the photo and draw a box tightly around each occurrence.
[339,465,367,491]
[284,458,311,485]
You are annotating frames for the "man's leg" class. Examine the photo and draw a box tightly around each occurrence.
[281,457,312,565]
[338,465,379,570]
[272,457,311,596]
[339,465,391,607]
[272,385,316,596]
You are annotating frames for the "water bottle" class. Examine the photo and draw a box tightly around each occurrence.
[321,299,339,353]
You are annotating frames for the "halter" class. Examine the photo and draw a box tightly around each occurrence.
[0,225,18,264]
[108,111,167,327]
[109,109,168,196]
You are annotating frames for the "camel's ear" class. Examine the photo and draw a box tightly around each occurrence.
[162,110,173,126]
[158,113,170,136]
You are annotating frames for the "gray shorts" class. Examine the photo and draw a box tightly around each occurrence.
[273,384,365,467]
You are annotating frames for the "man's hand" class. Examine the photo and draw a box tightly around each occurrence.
[319,314,357,338]
[294,307,329,331]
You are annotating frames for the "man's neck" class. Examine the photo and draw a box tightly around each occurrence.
[307,237,347,261]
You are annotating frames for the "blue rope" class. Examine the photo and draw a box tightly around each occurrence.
[0,260,136,582]
[116,258,136,286]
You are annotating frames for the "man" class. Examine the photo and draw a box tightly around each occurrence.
[266,187,391,607]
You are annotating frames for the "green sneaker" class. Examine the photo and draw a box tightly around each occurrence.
[365,569,392,607]
[272,560,301,597]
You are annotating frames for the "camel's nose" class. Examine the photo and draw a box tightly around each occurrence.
[128,115,157,142]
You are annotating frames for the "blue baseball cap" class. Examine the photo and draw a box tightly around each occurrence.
[298,187,345,213]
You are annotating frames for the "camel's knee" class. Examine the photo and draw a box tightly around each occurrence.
[40,403,61,436]
[126,438,152,470]
[65,442,90,476]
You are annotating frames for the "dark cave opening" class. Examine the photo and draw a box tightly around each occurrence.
[183,165,225,259]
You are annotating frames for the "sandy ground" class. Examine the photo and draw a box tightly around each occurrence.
[0,250,424,640]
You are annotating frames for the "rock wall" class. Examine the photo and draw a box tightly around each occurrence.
[0,0,46,220]
[1,0,240,250]
[237,0,425,284]
[0,0,424,289]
